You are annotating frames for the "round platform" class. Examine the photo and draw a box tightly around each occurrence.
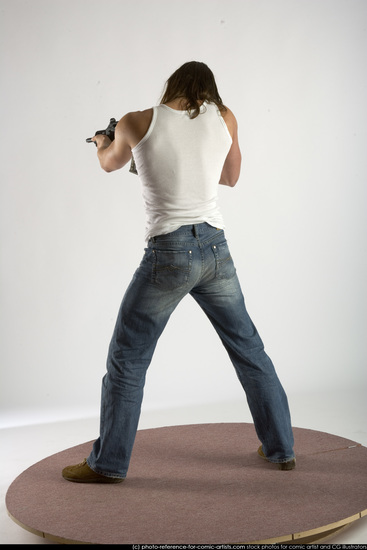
[6,423,367,544]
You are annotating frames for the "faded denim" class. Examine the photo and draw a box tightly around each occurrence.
[87,223,294,478]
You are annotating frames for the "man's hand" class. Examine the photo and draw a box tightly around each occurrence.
[91,134,112,150]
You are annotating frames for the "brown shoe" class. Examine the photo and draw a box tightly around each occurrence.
[62,459,125,483]
[258,445,296,470]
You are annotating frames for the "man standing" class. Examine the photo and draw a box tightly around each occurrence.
[62,61,295,483]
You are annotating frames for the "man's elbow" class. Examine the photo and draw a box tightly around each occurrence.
[220,169,241,187]
[220,154,242,187]
[97,149,125,173]
[101,164,114,173]
[219,178,237,187]
[100,159,121,173]
[228,174,239,187]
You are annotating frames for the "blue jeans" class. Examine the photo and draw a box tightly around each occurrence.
[87,223,294,478]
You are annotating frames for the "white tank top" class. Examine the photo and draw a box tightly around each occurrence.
[131,102,232,241]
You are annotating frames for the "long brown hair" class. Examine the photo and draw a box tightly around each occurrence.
[160,61,227,119]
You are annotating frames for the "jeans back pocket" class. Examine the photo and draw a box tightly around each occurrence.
[152,249,193,290]
[212,242,236,280]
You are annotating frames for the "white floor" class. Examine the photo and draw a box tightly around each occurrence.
[1,389,367,545]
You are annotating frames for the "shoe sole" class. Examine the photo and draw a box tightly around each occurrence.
[62,475,124,483]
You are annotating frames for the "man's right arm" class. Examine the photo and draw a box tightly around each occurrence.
[219,108,242,187]
[93,109,153,173]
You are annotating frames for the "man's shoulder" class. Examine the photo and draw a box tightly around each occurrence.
[116,108,154,147]
[221,106,237,122]
[119,108,153,132]
[220,106,238,138]
[124,108,154,122]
